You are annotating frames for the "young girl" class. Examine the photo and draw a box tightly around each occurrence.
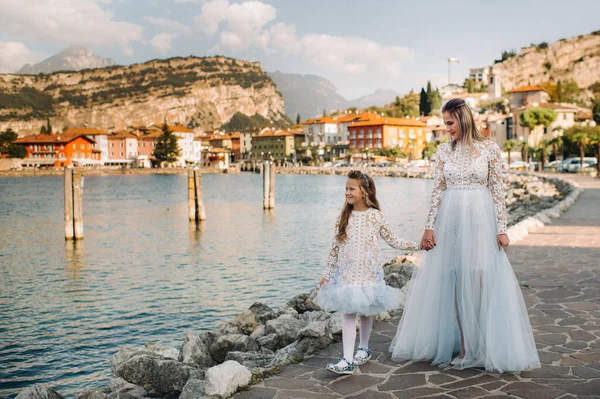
[316,170,420,375]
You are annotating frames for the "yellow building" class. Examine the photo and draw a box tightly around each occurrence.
[348,118,428,159]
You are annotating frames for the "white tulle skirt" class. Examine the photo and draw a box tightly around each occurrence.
[317,282,404,316]
[389,187,540,373]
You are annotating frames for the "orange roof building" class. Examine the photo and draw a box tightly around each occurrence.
[13,132,99,167]
[347,118,428,159]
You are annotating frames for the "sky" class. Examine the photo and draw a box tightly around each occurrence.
[0,0,598,99]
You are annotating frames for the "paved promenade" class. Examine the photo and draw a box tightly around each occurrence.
[234,175,600,399]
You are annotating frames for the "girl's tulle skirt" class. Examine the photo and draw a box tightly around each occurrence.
[317,282,404,316]
[389,187,540,373]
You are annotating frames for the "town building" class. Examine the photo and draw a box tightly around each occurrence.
[13,132,99,168]
[348,118,428,159]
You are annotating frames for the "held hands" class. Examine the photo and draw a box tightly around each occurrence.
[319,277,329,287]
[420,229,436,251]
[497,233,510,252]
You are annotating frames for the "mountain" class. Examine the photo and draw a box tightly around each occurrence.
[17,45,116,74]
[0,56,286,133]
[492,31,600,92]
[267,71,399,119]
[348,89,400,110]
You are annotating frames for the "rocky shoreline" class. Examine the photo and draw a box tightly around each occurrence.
[14,173,581,399]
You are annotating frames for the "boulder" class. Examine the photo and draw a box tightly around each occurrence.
[110,342,179,373]
[327,313,343,336]
[179,379,205,399]
[75,389,108,399]
[218,310,257,336]
[15,385,64,399]
[209,334,259,363]
[256,333,280,351]
[297,321,330,340]
[224,349,275,369]
[300,310,328,323]
[249,324,266,341]
[264,317,308,348]
[113,353,202,397]
[203,361,251,398]
[180,331,216,369]
[108,378,146,398]
[287,291,320,313]
[248,302,275,324]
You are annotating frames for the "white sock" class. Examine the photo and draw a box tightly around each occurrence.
[342,314,357,362]
[358,316,373,350]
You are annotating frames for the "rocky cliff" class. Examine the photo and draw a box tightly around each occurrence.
[492,31,600,92]
[0,56,286,133]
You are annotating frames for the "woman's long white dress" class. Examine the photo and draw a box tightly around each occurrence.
[389,140,540,373]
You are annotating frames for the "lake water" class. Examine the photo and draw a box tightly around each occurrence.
[0,173,432,398]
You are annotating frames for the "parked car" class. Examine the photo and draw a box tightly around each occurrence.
[409,160,428,168]
[333,160,349,167]
[321,162,333,168]
[562,157,597,173]
[509,161,529,170]
[543,160,559,171]
[376,161,393,167]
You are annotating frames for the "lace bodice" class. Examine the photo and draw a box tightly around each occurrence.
[322,208,420,284]
[424,140,507,234]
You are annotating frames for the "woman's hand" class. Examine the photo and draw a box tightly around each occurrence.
[319,277,329,287]
[420,229,436,251]
[497,234,509,252]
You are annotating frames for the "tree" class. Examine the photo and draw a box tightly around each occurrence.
[153,121,181,166]
[520,107,557,146]
[8,143,27,158]
[519,140,529,164]
[566,126,592,174]
[422,141,439,160]
[426,81,442,116]
[589,127,600,177]
[536,139,550,171]
[502,139,519,167]
[548,135,564,162]
[0,129,26,159]
[419,88,429,116]
[323,108,326,117]
[296,113,300,125]
[593,100,600,125]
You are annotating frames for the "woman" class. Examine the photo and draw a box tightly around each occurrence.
[389,98,540,373]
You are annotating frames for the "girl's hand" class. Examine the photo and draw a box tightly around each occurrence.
[420,229,436,251]
[497,234,509,252]
[319,277,329,287]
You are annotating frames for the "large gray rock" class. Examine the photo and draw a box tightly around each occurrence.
[209,334,259,363]
[179,379,205,399]
[180,331,216,369]
[113,354,202,397]
[203,361,251,398]
[248,302,275,324]
[264,317,308,348]
[75,389,108,399]
[110,342,179,372]
[297,321,330,340]
[300,310,328,323]
[249,324,266,341]
[327,313,343,335]
[108,378,146,398]
[218,310,257,335]
[287,290,321,313]
[15,385,64,399]
[225,349,275,370]
[256,333,280,351]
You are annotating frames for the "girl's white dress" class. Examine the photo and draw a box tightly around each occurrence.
[316,208,420,316]
[389,140,540,373]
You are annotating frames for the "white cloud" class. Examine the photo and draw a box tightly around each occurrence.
[194,0,276,51]
[0,42,46,73]
[149,33,176,55]
[0,0,143,55]
[192,0,413,80]
[144,16,191,34]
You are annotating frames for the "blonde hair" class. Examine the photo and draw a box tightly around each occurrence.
[336,170,380,242]
[442,98,485,150]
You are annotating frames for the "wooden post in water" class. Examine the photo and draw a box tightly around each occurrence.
[194,168,206,221]
[188,169,196,221]
[73,169,84,240]
[268,162,275,209]
[64,167,74,240]
[263,162,270,209]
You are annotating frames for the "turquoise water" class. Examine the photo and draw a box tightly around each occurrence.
[0,173,432,398]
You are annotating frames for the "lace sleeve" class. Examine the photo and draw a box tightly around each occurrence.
[488,143,507,234]
[323,218,340,280]
[379,213,421,251]
[424,146,447,230]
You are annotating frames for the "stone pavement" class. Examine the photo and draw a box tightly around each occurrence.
[233,176,600,399]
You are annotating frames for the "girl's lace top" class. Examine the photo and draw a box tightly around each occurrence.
[424,140,507,234]
[322,208,420,284]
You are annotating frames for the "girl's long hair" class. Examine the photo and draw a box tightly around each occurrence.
[442,98,486,150]
[336,170,380,242]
